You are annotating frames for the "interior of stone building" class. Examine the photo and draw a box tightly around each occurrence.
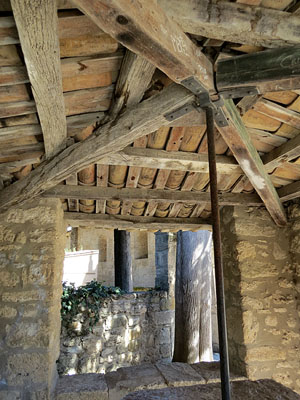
[0,0,300,399]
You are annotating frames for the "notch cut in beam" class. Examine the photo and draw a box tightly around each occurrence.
[73,0,215,94]
[65,212,211,231]
[11,0,67,158]
[98,147,242,174]
[43,184,263,206]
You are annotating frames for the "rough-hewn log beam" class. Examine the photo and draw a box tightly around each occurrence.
[159,0,300,48]
[73,0,215,94]
[278,180,300,202]
[65,212,211,231]
[98,147,242,174]
[217,98,287,226]
[43,185,263,206]
[263,134,300,172]
[0,84,194,213]
[216,46,300,94]
[11,0,67,158]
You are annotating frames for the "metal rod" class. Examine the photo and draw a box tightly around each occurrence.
[205,106,231,400]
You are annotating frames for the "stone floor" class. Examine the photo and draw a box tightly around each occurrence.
[55,362,300,400]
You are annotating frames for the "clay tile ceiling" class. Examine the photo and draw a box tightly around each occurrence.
[0,0,300,230]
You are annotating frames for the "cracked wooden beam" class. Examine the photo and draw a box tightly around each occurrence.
[0,84,194,213]
[159,0,300,48]
[72,0,215,94]
[11,0,67,158]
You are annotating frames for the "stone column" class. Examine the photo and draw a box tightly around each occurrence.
[114,230,133,292]
[220,206,300,393]
[0,198,66,399]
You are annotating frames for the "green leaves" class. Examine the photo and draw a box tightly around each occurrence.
[60,280,125,335]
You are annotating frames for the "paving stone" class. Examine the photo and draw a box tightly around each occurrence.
[155,361,205,387]
[105,363,166,400]
[55,373,108,400]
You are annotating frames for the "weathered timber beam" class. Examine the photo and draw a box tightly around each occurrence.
[65,212,211,231]
[278,180,300,202]
[0,84,194,213]
[263,134,300,172]
[159,0,300,48]
[98,147,242,174]
[11,0,67,158]
[217,98,287,226]
[216,46,300,94]
[43,185,263,206]
[109,50,156,118]
[253,99,300,129]
[72,0,215,94]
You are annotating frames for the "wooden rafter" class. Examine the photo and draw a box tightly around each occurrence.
[43,185,263,206]
[159,0,300,48]
[216,46,300,94]
[253,99,300,128]
[65,212,211,231]
[72,0,215,94]
[217,98,287,226]
[11,0,67,158]
[98,147,242,174]
[263,134,300,172]
[278,180,300,202]
[0,84,194,213]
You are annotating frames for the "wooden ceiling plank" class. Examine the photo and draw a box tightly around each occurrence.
[65,212,211,231]
[0,84,194,213]
[11,0,67,158]
[72,0,215,94]
[253,99,300,129]
[217,98,287,226]
[98,147,241,174]
[158,0,300,48]
[278,180,300,201]
[216,46,300,94]
[43,184,263,206]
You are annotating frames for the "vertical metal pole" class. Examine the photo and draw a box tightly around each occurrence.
[205,106,231,400]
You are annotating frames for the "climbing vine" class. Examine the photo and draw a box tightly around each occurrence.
[61,280,124,335]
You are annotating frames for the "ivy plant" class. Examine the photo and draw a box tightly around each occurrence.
[61,280,124,335]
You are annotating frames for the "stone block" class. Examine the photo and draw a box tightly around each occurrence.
[245,346,286,362]
[6,353,49,385]
[0,306,17,319]
[105,363,166,400]
[6,320,50,349]
[55,373,108,400]
[2,290,45,303]
[155,361,205,386]
[152,311,174,325]
[0,271,19,288]
[0,392,21,400]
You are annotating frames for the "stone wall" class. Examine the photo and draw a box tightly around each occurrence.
[220,206,300,393]
[0,198,65,399]
[58,291,174,375]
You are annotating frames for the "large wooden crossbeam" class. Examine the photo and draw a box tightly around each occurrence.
[216,46,300,94]
[65,212,211,231]
[217,98,287,226]
[73,0,215,94]
[159,0,300,49]
[43,185,263,206]
[98,147,242,174]
[0,84,194,213]
[11,0,67,158]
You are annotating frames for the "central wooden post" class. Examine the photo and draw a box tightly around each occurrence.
[114,230,133,292]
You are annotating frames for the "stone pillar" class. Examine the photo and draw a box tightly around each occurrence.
[220,206,300,393]
[0,198,66,399]
[114,230,133,292]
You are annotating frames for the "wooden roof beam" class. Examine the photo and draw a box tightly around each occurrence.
[216,98,287,226]
[65,212,211,231]
[43,184,263,206]
[216,46,300,94]
[11,0,67,158]
[263,134,300,172]
[159,0,300,49]
[278,180,300,202]
[98,147,242,174]
[0,84,194,213]
[72,0,215,94]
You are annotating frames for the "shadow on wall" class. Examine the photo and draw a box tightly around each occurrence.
[63,250,99,287]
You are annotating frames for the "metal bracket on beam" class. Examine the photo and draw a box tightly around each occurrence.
[219,86,259,99]
[180,76,208,95]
